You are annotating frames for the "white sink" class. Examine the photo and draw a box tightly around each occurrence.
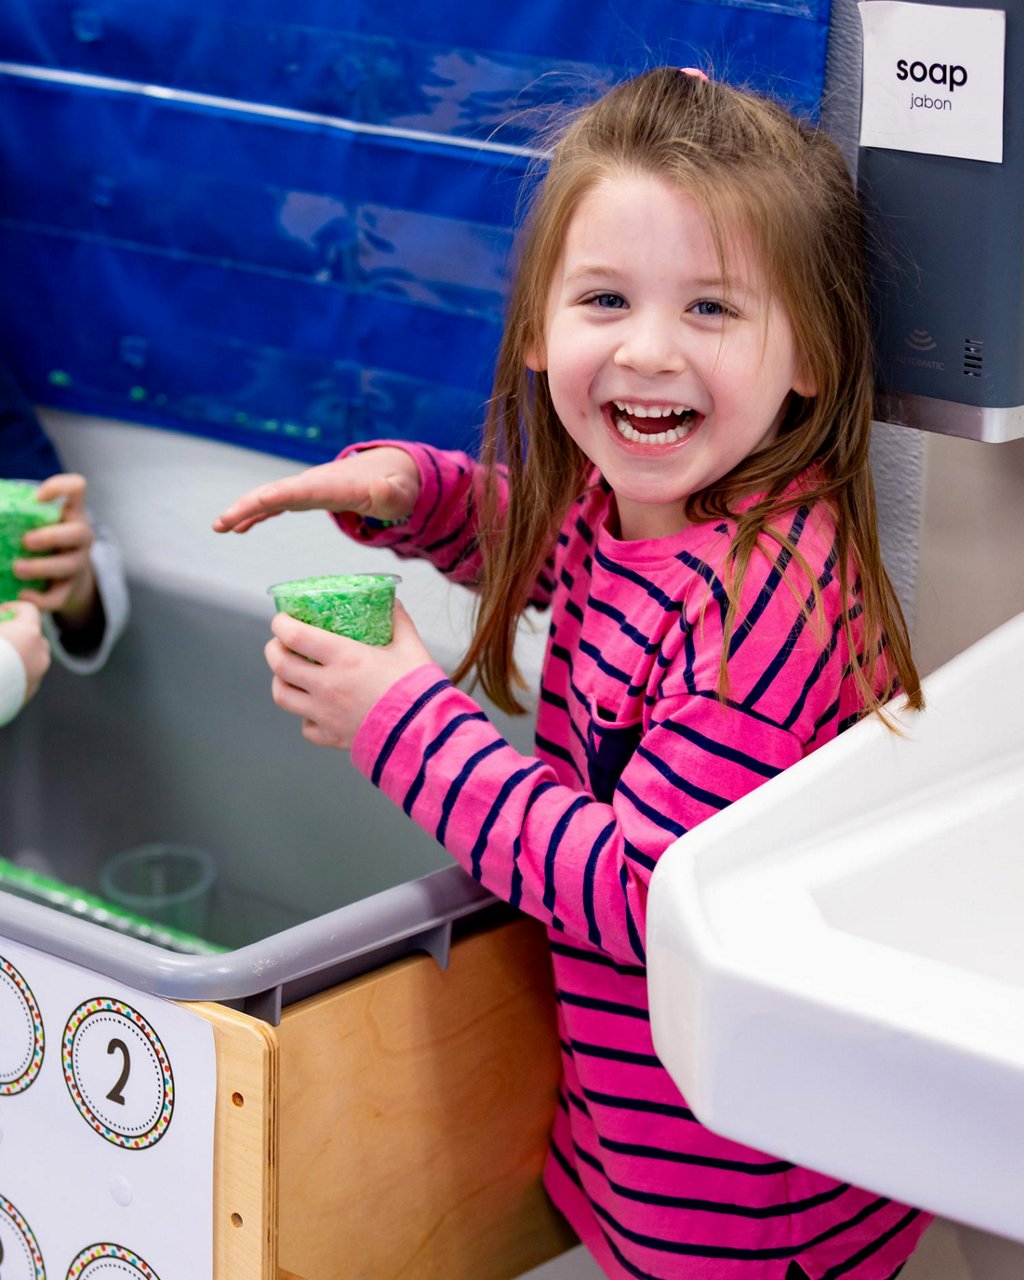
[647,611,1024,1244]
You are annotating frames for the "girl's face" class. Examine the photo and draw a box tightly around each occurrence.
[528,172,815,541]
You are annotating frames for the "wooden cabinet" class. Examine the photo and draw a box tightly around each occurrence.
[191,917,576,1280]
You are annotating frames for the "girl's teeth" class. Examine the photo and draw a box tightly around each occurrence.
[615,419,690,444]
[612,402,696,444]
[613,401,691,419]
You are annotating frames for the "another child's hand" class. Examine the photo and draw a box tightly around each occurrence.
[212,447,420,534]
[15,474,100,625]
[264,602,432,750]
[0,601,51,703]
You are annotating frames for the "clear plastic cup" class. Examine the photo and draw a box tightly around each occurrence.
[268,573,401,646]
[0,479,62,601]
[99,844,218,937]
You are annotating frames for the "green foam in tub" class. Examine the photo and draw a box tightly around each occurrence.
[0,858,228,955]
[0,479,62,601]
[269,573,401,646]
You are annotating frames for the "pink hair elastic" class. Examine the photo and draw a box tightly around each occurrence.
[678,67,709,81]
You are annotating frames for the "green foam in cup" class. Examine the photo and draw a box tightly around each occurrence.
[268,573,401,645]
[0,479,62,601]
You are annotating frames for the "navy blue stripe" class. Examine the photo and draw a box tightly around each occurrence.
[543,796,590,914]
[573,1138,851,1217]
[549,938,646,978]
[579,636,633,686]
[401,709,489,814]
[595,545,682,611]
[621,864,646,962]
[572,1085,696,1123]
[564,1037,662,1068]
[510,780,559,908]
[557,990,649,1020]
[547,1142,665,1280]
[676,550,728,619]
[582,819,614,948]
[781,613,844,730]
[820,1208,922,1280]
[370,677,451,787]
[745,603,811,710]
[635,743,730,812]
[469,760,546,878]
[655,716,784,780]
[588,594,660,652]
[535,731,585,785]
[618,779,688,839]
[435,738,505,845]
[406,450,447,542]
[728,542,791,660]
[585,1183,892,1262]
[599,1135,794,1174]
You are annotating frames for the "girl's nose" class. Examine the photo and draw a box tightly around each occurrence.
[612,316,687,376]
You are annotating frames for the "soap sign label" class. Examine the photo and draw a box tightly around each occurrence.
[858,1,1005,163]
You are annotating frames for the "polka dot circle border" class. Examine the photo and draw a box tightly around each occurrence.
[62,999,174,1149]
[0,956,45,1096]
[65,1242,160,1279]
[0,1193,46,1279]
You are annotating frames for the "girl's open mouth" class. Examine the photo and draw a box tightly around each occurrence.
[610,400,699,445]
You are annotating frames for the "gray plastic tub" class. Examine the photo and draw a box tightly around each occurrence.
[0,577,522,1023]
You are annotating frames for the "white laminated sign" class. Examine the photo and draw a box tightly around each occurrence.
[858,1,1006,163]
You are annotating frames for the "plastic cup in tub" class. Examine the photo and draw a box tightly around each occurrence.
[0,479,62,601]
[268,573,401,646]
[99,843,218,938]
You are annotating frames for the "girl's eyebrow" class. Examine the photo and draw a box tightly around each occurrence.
[564,264,623,283]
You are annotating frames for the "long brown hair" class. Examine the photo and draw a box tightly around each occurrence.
[452,67,922,723]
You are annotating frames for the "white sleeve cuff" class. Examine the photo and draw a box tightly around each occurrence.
[46,522,130,675]
[0,634,28,726]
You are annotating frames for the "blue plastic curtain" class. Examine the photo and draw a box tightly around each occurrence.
[0,0,831,462]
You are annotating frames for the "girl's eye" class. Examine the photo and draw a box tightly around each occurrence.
[586,292,627,310]
[691,299,733,318]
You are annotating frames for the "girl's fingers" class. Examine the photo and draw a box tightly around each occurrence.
[270,611,358,666]
[17,584,70,611]
[270,672,312,717]
[35,472,85,511]
[14,552,85,582]
[20,519,94,555]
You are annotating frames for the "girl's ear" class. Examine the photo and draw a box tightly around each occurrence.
[525,341,547,373]
[792,364,817,399]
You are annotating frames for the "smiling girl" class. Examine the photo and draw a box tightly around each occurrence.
[216,68,928,1280]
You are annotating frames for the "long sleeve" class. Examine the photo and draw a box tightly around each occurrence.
[333,440,555,607]
[0,634,27,726]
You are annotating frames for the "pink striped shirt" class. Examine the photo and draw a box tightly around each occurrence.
[340,443,930,1280]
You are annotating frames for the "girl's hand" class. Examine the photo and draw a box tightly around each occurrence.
[212,447,420,534]
[0,601,51,703]
[15,474,100,621]
[264,601,432,750]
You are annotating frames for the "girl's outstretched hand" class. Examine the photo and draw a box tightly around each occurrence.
[265,601,432,750]
[212,447,420,534]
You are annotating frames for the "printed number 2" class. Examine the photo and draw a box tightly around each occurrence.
[106,1038,131,1105]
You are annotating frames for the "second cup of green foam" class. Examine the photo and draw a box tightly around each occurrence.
[0,480,62,602]
[268,574,401,646]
